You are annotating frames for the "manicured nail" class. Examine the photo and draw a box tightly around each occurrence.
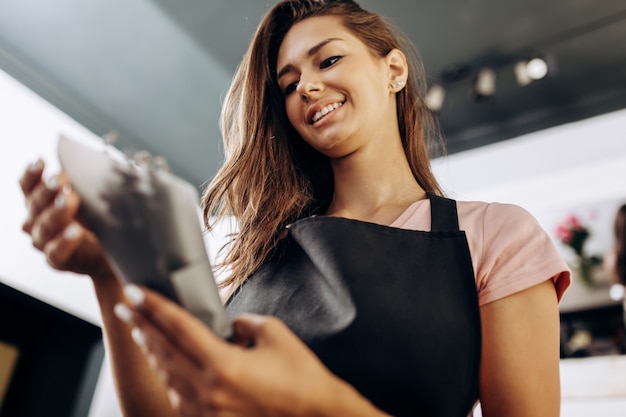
[167,389,181,409]
[63,223,81,240]
[54,185,72,209]
[28,159,43,172]
[114,303,133,323]
[131,328,146,348]
[55,193,65,209]
[32,225,42,243]
[147,354,158,369]
[45,175,60,191]
[124,285,145,306]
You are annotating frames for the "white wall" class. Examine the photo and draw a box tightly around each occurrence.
[432,107,626,220]
[2,67,626,416]
[0,68,104,325]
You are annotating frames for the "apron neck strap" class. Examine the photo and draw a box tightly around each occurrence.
[428,193,460,232]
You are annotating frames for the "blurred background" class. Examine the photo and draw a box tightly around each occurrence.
[1,1,626,416]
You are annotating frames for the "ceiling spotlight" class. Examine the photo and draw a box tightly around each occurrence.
[472,68,496,100]
[425,84,446,112]
[610,283,625,301]
[515,56,550,86]
[526,57,549,79]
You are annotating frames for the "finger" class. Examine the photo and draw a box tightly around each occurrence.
[42,222,84,269]
[128,307,209,399]
[124,285,232,368]
[166,389,187,417]
[116,301,231,416]
[230,314,268,347]
[232,314,294,348]
[23,173,70,234]
[18,158,44,195]
[31,184,79,250]
[163,371,200,407]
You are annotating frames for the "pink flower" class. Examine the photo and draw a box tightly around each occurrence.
[554,213,592,254]
[563,214,583,230]
[555,225,573,243]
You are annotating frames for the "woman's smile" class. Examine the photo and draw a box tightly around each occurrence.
[310,101,344,125]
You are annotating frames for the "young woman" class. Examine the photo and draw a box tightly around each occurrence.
[613,204,626,286]
[19,1,570,416]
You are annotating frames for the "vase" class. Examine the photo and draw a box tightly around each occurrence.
[574,255,606,287]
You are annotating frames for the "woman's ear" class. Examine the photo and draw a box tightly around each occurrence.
[386,48,408,91]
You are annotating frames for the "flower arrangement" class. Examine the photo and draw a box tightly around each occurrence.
[554,214,603,287]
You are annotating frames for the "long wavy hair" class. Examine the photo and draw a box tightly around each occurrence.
[614,204,626,285]
[202,0,445,290]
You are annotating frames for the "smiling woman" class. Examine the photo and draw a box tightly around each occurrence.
[16,1,570,417]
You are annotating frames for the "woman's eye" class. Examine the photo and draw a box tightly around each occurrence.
[283,81,298,96]
[320,56,341,69]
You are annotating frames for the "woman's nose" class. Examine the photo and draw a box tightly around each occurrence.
[296,75,322,101]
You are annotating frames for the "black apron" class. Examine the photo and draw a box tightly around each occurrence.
[226,194,481,417]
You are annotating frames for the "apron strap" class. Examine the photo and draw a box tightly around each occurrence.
[428,193,460,232]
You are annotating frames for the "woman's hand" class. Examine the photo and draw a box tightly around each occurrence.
[19,159,113,280]
[114,286,389,417]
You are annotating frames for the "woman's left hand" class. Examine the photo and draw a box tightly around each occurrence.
[114,285,384,417]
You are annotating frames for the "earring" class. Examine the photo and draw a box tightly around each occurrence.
[390,80,406,91]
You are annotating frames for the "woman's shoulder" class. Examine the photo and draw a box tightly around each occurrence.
[456,198,533,215]
[456,199,540,231]
[455,199,545,259]
[454,199,570,304]
[393,197,538,231]
[456,199,552,266]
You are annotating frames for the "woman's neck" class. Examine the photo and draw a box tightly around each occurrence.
[326,143,426,225]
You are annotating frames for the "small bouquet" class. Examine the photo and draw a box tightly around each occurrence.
[555,214,603,287]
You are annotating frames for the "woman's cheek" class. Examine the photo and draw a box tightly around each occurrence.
[286,103,308,138]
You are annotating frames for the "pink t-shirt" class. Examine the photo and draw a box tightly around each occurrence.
[391,199,571,306]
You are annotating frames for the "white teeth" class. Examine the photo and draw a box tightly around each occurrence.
[312,102,343,124]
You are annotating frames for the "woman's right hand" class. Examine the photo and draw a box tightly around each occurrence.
[19,159,113,281]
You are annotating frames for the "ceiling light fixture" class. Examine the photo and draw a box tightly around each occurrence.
[472,68,497,101]
[432,53,557,108]
[425,84,446,112]
[515,56,550,86]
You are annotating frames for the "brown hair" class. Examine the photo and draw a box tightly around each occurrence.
[202,0,445,291]
[614,204,626,285]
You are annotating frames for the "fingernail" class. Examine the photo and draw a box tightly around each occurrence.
[114,303,133,323]
[167,389,181,409]
[147,354,158,369]
[54,193,65,209]
[28,159,43,172]
[63,223,81,240]
[32,225,42,243]
[54,185,72,208]
[45,175,60,191]
[131,328,146,348]
[124,285,145,306]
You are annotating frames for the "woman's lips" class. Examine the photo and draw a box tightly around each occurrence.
[309,101,344,125]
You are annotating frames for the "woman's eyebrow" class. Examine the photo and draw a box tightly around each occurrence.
[277,37,343,80]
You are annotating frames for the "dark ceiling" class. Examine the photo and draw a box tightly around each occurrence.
[1,0,625,186]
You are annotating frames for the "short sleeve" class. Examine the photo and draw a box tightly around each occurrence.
[475,203,571,306]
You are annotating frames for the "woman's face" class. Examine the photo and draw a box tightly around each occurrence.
[276,15,399,159]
